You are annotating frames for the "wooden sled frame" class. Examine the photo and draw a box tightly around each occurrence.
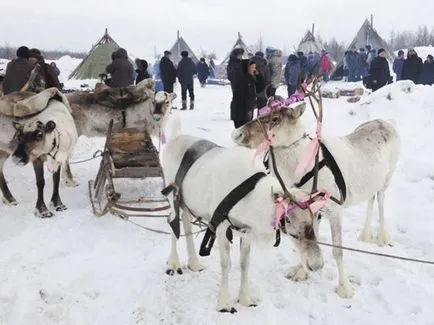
[88,120,170,219]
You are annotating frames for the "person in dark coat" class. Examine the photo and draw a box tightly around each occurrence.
[50,62,60,76]
[250,51,270,108]
[197,57,210,87]
[357,48,369,80]
[159,50,177,93]
[392,50,405,81]
[105,48,134,88]
[419,55,434,85]
[284,54,301,97]
[135,58,150,84]
[230,59,265,128]
[176,51,197,110]
[401,48,423,84]
[297,51,308,82]
[367,48,392,92]
[2,46,33,95]
[28,48,63,92]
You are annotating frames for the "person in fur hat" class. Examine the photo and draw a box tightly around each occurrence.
[176,51,197,110]
[2,46,33,94]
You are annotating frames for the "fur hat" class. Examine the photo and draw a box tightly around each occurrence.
[255,51,264,57]
[377,48,386,55]
[181,51,188,57]
[28,48,42,59]
[164,50,171,56]
[16,46,29,59]
[398,50,404,56]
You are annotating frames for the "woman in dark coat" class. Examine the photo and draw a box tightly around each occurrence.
[135,58,150,84]
[419,55,434,85]
[367,48,391,92]
[230,59,265,128]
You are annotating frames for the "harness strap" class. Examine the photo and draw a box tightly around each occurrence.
[199,171,267,256]
[161,139,220,238]
[294,142,347,203]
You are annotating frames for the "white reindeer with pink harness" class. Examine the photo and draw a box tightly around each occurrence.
[232,80,401,298]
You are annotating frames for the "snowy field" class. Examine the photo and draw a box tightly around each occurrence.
[1,56,434,325]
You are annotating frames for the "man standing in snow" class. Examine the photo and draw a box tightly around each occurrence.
[401,48,423,84]
[159,50,177,93]
[177,51,197,110]
[367,48,391,92]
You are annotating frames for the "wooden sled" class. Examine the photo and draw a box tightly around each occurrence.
[88,120,170,219]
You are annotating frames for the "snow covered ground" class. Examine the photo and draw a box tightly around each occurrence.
[1,55,434,324]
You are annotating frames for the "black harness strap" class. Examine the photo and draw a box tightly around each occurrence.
[161,140,220,238]
[199,171,267,256]
[294,142,347,202]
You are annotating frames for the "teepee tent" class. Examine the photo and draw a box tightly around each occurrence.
[169,31,199,65]
[219,32,253,67]
[297,25,324,54]
[347,18,395,62]
[68,28,122,80]
[331,17,395,80]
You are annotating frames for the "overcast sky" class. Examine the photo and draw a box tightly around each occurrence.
[1,0,433,60]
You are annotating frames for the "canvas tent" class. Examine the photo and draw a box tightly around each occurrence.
[68,28,126,80]
[331,17,396,80]
[216,32,253,79]
[169,31,199,65]
[297,26,324,54]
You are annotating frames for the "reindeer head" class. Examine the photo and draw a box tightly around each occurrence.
[11,120,57,166]
[232,100,307,148]
[152,91,177,122]
[273,187,324,272]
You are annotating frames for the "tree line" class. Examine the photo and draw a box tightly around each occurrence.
[0,44,86,60]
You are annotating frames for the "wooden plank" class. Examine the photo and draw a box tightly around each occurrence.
[112,167,163,178]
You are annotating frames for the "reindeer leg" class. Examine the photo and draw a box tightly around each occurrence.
[165,190,182,275]
[329,213,353,298]
[33,157,53,218]
[0,155,18,206]
[50,165,67,212]
[216,222,236,313]
[182,211,205,272]
[358,195,375,243]
[62,160,79,187]
[376,190,391,246]
[237,235,259,307]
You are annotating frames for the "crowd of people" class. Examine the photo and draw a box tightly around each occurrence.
[1,46,62,95]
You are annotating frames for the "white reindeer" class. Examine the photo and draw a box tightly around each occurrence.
[231,101,401,298]
[161,113,324,312]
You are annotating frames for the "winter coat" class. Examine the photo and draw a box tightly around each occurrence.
[159,56,176,84]
[320,54,332,73]
[2,58,33,95]
[368,56,391,90]
[176,57,196,85]
[227,49,244,91]
[197,61,210,82]
[284,55,301,86]
[230,59,266,126]
[347,52,358,71]
[42,62,62,90]
[401,55,423,84]
[392,57,405,81]
[419,60,434,85]
[267,49,283,88]
[135,59,150,84]
[105,48,134,88]
[307,53,320,75]
[298,54,308,81]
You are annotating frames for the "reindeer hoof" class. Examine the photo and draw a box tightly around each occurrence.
[2,197,18,206]
[219,307,237,314]
[50,201,67,212]
[165,268,183,276]
[35,209,54,218]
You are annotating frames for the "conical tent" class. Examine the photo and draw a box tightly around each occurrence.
[219,32,253,67]
[169,31,199,65]
[347,19,395,62]
[331,18,396,80]
[297,29,324,54]
[68,28,122,80]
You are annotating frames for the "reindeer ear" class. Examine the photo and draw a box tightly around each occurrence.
[169,92,177,101]
[12,121,23,130]
[45,120,56,133]
[287,102,306,120]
